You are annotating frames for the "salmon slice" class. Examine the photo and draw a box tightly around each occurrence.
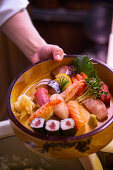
[67,101,86,130]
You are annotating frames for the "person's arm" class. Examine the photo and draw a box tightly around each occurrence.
[1,9,64,63]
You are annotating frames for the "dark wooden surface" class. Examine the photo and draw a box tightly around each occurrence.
[34,20,93,54]
[0,32,30,120]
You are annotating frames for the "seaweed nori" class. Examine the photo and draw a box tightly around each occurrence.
[60,118,77,137]
[30,117,46,135]
[45,119,60,137]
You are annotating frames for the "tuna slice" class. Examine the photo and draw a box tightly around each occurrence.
[34,87,49,106]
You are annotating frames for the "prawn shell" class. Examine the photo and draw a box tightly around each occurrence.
[61,79,85,100]
[28,99,62,123]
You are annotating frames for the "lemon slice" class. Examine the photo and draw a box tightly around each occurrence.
[55,73,72,91]
[55,73,71,82]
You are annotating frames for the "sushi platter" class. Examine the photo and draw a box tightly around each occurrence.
[6,55,113,160]
[0,54,113,169]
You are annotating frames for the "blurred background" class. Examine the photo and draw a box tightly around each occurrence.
[0,0,113,119]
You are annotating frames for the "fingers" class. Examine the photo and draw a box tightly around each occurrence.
[30,44,65,64]
[47,44,64,61]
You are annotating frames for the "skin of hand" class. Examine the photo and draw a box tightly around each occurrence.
[1,9,64,63]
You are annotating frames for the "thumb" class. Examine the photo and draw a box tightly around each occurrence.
[48,44,64,61]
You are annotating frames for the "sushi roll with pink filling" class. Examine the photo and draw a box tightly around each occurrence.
[45,120,60,136]
[30,117,46,135]
[61,118,77,137]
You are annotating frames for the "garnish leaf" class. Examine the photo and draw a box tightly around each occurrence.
[73,55,97,78]
[78,77,101,102]
[72,55,108,102]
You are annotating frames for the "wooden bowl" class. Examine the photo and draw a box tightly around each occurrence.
[6,55,113,159]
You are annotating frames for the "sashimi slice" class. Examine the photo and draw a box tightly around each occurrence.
[67,100,86,130]
[82,97,108,120]
[34,87,50,106]
[52,65,69,76]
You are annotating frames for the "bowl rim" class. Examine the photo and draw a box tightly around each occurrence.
[6,55,113,142]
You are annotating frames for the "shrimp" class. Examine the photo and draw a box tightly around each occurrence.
[34,87,50,106]
[67,100,86,130]
[71,73,87,97]
[28,99,62,123]
[61,79,85,102]
[82,97,108,121]
[80,72,88,79]
[50,94,69,119]
[64,85,83,103]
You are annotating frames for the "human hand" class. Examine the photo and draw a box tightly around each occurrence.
[30,44,64,64]
[1,9,64,64]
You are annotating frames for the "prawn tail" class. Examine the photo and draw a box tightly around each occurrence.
[61,79,85,99]
[64,82,85,102]
[28,99,62,123]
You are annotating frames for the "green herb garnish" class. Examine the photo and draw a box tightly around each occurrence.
[73,55,108,102]
[73,55,97,78]
[60,77,69,92]
[78,77,102,102]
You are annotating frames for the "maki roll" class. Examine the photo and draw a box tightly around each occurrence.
[30,117,46,135]
[45,119,60,137]
[61,118,77,137]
